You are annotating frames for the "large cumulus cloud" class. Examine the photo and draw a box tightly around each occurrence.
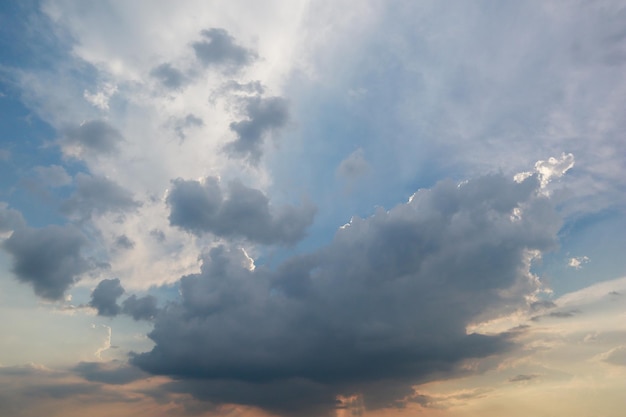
[132,173,560,416]
[166,176,316,245]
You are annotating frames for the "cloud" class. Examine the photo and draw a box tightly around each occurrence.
[89,278,125,317]
[122,294,159,321]
[0,203,26,233]
[2,225,92,300]
[336,148,369,180]
[529,300,556,312]
[225,95,289,163]
[548,310,580,318]
[60,120,124,158]
[73,361,148,385]
[33,165,72,187]
[114,235,134,250]
[83,82,117,110]
[514,153,575,188]
[601,346,626,366]
[192,28,257,71]
[166,176,316,245]
[150,63,188,89]
[173,114,203,140]
[508,374,539,382]
[133,173,560,416]
[61,173,140,220]
[568,256,590,269]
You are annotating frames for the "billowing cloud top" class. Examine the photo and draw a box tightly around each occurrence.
[132,173,557,416]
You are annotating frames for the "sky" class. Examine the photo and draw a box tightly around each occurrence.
[0,1,625,416]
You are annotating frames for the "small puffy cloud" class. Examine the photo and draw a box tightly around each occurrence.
[150,63,188,89]
[568,256,590,269]
[33,165,72,187]
[0,149,10,161]
[192,28,257,71]
[225,96,289,163]
[122,294,159,321]
[336,148,369,180]
[2,225,92,300]
[133,173,560,416]
[167,176,315,245]
[60,120,124,158]
[90,278,125,317]
[61,173,140,220]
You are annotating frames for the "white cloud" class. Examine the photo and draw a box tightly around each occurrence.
[568,256,590,269]
[83,83,117,110]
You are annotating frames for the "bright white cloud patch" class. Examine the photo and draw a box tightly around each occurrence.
[568,256,590,269]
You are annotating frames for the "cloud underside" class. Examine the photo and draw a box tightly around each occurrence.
[132,173,560,416]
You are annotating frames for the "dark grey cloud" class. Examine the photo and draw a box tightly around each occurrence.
[192,28,257,71]
[133,173,560,416]
[61,120,123,157]
[2,224,92,300]
[90,278,125,317]
[122,294,159,321]
[150,62,188,89]
[167,176,315,245]
[225,95,289,163]
[61,173,140,220]
[114,234,134,250]
[508,374,540,382]
[73,361,148,385]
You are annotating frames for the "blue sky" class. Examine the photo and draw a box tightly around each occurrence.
[1,1,625,417]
